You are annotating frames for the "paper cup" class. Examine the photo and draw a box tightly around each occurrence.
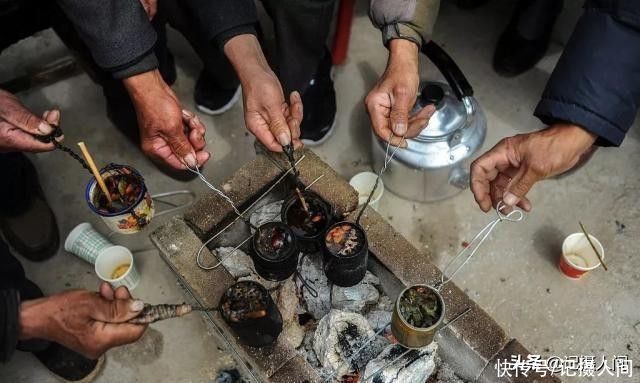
[95,246,140,290]
[64,222,114,264]
[85,164,154,234]
[349,172,384,210]
[559,233,605,279]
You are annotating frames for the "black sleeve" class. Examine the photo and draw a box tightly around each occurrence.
[0,289,20,363]
[181,0,258,49]
[534,3,640,146]
[55,0,158,79]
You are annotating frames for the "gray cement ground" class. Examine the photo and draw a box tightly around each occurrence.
[1,1,638,382]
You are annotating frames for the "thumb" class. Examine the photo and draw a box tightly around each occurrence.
[268,106,292,146]
[504,167,540,207]
[389,86,414,136]
[165,130,197,168]
[2,102,54,136]
[92,298,145,323]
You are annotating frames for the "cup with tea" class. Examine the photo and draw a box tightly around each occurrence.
[94,245,140,290]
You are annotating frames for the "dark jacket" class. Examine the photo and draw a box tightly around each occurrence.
[55,0,257,79]
[535,0,640,146]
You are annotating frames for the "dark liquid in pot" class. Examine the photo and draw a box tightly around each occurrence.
[92,172,142,213]
[286,198,328,237]
[255,225,293,261]
[399,286,442,328]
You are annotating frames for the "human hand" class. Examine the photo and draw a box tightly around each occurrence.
[0,90,62,152]
[139,0,157,20]
[18,285,147,359]
[124,70,209,170]
[224,34,303,152]
[470,123,597,212]
[365,39,436,147]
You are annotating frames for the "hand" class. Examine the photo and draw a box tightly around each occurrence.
[18,284,147,359]
[365,39,436,147]
[470,123,597,212]
[139,0,157,20]
[224,34,303,152]
[0,90,62,152]
[124,70,210,170]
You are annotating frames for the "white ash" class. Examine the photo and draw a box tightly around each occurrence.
[431,355,469,383]
[298,254,331,319]
[376,296,394,311]
[249,199,283,232]
[313,310,387,377]
[237,274,282,291]
[302,332,320,367]
[331,277,380,313]
[215,247,253,279]
[363,342,437,383]
[366,310,392,332]
[274,279,305,349]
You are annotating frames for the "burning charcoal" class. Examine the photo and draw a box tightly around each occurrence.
[362,343,437,383]
[399,286,442,328]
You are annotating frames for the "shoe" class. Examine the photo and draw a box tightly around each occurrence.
[34,342,104,382]
[194,71,241,116]
[493,0,563,77]
[0,154,59,262]
[300,50,337,146]
[455,0,488,9]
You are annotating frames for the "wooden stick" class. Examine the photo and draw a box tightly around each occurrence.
[579,222,608,271]
[77,142,112,203]
[295,187,310,214]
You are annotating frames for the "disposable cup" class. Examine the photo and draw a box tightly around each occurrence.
[95,246,140,290]
[559,233,605,279]
[64,222,114,264]
[349,172,384,210]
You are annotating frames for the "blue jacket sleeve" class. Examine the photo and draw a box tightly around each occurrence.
[534,2,640,146]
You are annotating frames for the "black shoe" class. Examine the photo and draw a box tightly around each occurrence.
[493,0,563,77]
[0,154,59,261]
[300,50,337,146]
[194,71,241,116]
[34,343,104,382]
[455,0,488,9]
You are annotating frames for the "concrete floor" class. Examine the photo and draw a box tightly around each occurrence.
[1,1,639,382]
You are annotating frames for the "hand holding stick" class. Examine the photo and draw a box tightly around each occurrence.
[77,142,112,203]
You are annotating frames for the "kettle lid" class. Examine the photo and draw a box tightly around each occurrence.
[413,82,479,140]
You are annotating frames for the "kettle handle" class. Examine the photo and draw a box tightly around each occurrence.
[422,41,473,101]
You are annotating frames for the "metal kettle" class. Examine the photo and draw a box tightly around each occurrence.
[371,41,486,202]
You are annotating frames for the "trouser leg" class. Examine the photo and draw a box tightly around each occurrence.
[259,0,336,95]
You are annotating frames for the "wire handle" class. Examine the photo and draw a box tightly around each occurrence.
[435,201,524,290]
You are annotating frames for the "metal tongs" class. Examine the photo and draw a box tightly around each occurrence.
[282,144,310,214]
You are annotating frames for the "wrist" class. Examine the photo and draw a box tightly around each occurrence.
[550,123,597,148]
[19,298,49,341]
[388,39,419,68]
[122,69,164,102]
[223,34,272,84]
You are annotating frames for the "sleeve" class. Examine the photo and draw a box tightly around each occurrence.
[181,0,258,49]
[0,289,20,363]
[369,0,440,47]
[534,5,640,147]
[55,0,158,79]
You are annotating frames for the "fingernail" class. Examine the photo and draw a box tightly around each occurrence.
[49,110,60,123]
[503,192,520,206]
[182,109,193,118]
[393,123,407,135]
[130,300,145,312]
[37,121,54,135]
[277,132,291,146]
[184,153,197,168]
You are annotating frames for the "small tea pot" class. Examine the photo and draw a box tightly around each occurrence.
[371,41,486,202]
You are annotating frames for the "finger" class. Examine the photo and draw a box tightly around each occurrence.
[3,127,55,152]
[366,93,392,140]
[268,105,293,146]
[250,122,283,152]
[470,149,507,213]
[114,286,132,300]
[1,100,54,136]
[162,129,197,169]
[195,150,211,166]
[504,166,540,208]
[44,109,60,126]
[99,282,115,301]
[389,85,415,136]
[406,105,436,138]
[188,126,206,152]
[91,297,145,323]
[183,110,206,137]
[287,91,303,141]
[292,138,304,150]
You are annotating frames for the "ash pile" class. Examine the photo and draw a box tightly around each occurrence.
[213,199,467,383]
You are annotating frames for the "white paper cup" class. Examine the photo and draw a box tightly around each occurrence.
[95,246,140,290]
[350,172,384,210]
[559,233,605,279]
[64,222,114,264]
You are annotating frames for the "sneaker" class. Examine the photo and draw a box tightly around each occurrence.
[299,50,337,147]
[34,342,104,382]
[455,0,488,9]
[493,0,563,77]
[194,71,241,116]
[0,154,59,261]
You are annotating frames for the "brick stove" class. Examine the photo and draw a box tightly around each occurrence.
[150,149,561,383]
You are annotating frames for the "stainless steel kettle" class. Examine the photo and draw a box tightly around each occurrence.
[371,41,486,202]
